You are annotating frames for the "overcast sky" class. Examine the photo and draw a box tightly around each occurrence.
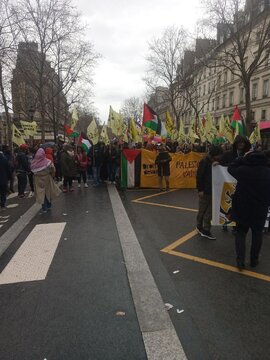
[76,0,202,122]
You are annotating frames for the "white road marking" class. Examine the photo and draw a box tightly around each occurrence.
[7,192,18,199]
[0,219,9,223]
[0,225,3,228]
[6,204,19,208]
[0,223,66,285]
[0,215,10,219]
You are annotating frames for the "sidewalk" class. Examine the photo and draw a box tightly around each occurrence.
[0,184,186,360]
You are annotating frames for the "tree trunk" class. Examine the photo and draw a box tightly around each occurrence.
[0,62,13,152]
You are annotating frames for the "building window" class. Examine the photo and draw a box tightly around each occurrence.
[229,91,234,106]
[198,87,201,97]
[224,71,228,84]
[208,83,211,94]
[251,111,255,121]
[212,98,215,111]
[261,109,266,120]
[240,87,245,104]
[217,74,221,89]
[216,96,220,110]
[266,52,270,67]
[203,84,206,95]
[263,79,269,98]
[252,83,258,100]
[222,94,226,108]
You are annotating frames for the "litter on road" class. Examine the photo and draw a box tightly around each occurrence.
[173,270,180,274]
[116,311,126,316]
[62,213,67,216]
[165,303,174,311]
[177,309,184,314]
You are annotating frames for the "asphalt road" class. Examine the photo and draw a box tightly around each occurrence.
[0,185,147,360]
[121,188,270,360]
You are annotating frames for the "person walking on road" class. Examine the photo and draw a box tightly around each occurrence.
[155,143,172,192]
[76,146,88,188]
[31,148,61,213]
[0,146,11,210]
[196,145,223,240]
[60,144,77,193]
[15,144,30,198]
[228,151,270,268]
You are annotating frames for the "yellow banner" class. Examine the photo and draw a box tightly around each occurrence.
[140,149,205,188]
[20,120,37,137]
[12,124,25,146]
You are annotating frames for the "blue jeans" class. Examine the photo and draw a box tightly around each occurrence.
[42,196,51,211]
[92,165,101,185]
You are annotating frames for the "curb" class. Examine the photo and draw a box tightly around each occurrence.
[107,184,187,360]
[0,203,40,257]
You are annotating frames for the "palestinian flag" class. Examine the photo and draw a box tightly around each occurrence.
[231,106,244,135]
[121,149,141,188]
[64,124,79,138]
[78,133,91,153]
[142,104,167,137]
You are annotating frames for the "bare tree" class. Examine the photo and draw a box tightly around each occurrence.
[201,0,270,133]
[120,96,143,124]
[11,0,99,142]
[144,26,188,126]
[0,0,22,149]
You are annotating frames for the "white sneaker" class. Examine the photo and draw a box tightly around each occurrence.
[28,191,34,198]
[78,184,81,188]
[84,183,88,188]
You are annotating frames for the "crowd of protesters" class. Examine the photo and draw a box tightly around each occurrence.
[1,134,270,270]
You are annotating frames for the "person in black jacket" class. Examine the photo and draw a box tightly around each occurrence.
[228,151,270,268]
[155,144,172,191]
[220,135,251,166]
[15,144,30,198]
[0,146,11,209]
[196,146,223,240]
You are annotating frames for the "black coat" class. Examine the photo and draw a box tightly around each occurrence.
[196,156,212,195]
[0,153,11,185]
[155,151,171,177]
[228,152,270,229]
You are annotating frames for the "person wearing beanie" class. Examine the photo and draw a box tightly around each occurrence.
[228,151,270,268]
[196,145,223,240]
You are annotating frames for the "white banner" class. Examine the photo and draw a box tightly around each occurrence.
[212,165,237,226]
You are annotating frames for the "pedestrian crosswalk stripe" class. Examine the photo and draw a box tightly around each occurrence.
[0,223,66,285]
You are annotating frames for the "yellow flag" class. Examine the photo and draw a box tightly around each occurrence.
[165,110,174,134]
[20,120,37,137]
[99,125,110,145]
[205,112,217,143]
[220,115,234,144]
[249,122,261,144]
[108,106,123,136]
[178,118,186,142]
[71,107,79,130]
[187,118,199,144]
[87,119,99,145]
[12,124,25,146]
[130,119,137,142]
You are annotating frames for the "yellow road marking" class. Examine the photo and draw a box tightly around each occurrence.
[133,189,178,202]
[133,200,198,213]
[165,250,270,282]
[161,230,198,252]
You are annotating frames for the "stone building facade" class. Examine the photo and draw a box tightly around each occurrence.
[11,42,68,141]
[175,0,270,136]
